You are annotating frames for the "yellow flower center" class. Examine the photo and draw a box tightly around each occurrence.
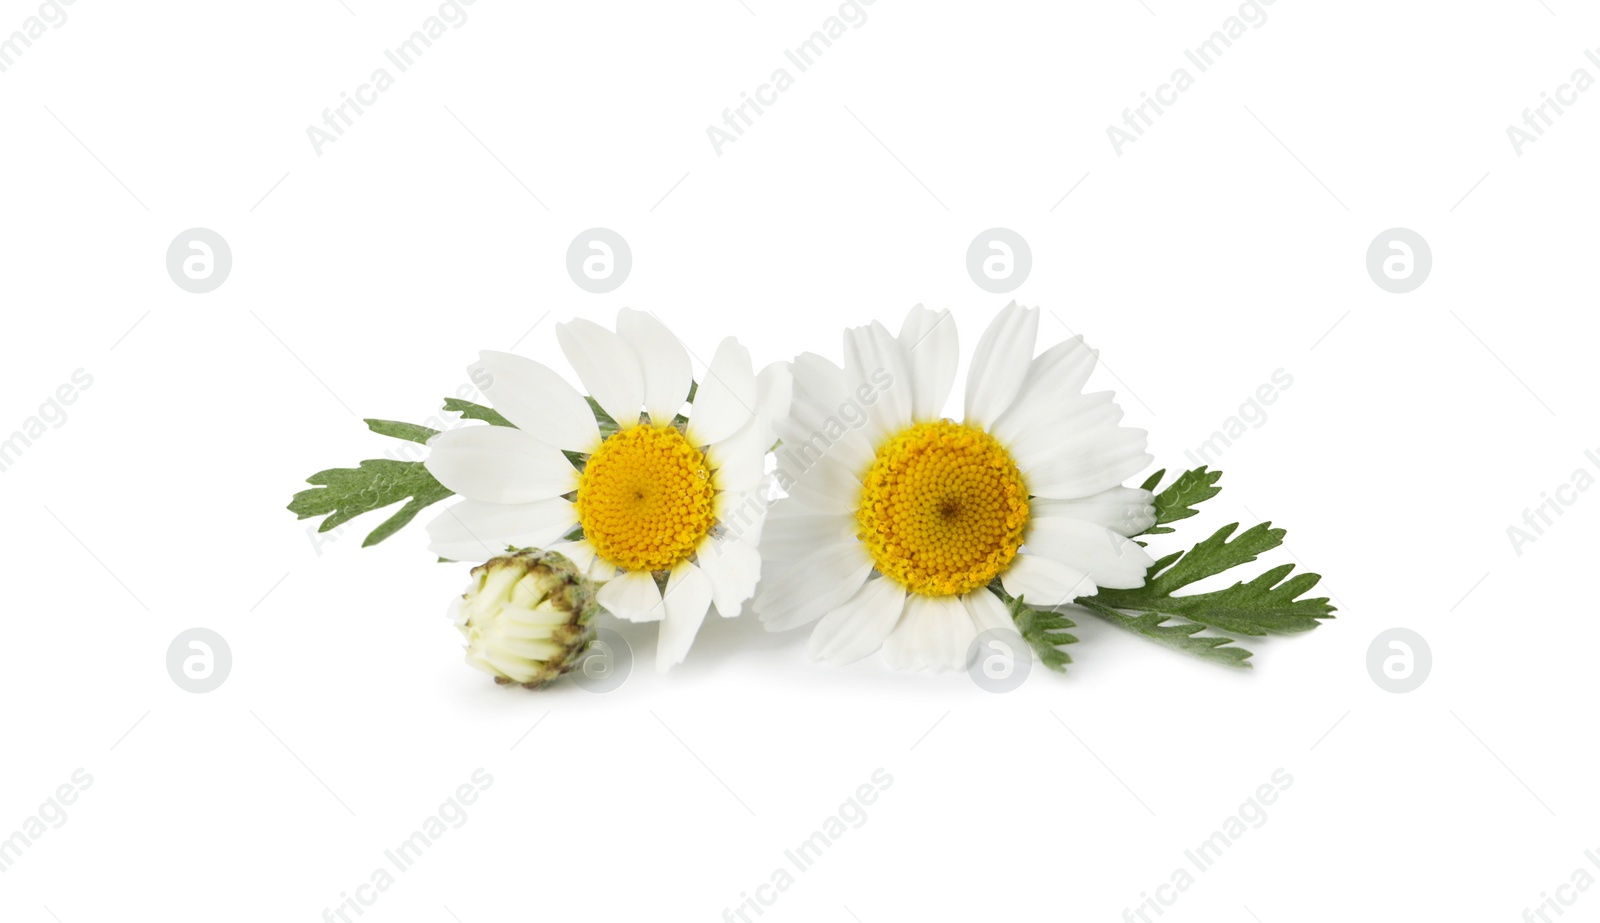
[577,424,717,572]
[856,420,1029,597]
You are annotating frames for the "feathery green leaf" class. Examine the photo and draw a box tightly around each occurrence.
[1076,598,1254,668]
[1088,522,1335,638]
[994,585,1077,673]
[288,459,454,548]
[1139,466,1224,535]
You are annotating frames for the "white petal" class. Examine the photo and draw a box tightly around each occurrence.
[656,561,714,670]
[964,302,1040,428]
[426,498,576,561]
[596,569,665,622]
[469,351,600,452]
[990,336,1097,446]
[759,504,856,564]
[898,305,958,421]
[1033,487,1157,537]
[696,535,762,617]
[755,361,794,449]
[555,318,645,428]
[714,489,771,548]
[425,426,578,503]
[881,594,977,672]
[773,398,875,481]
[616,308,693,426]
[843,321,914,442]
[782,472,857,516]
[754,540,874,631]
[964,588,1015,635]
[705,417,767,492]
[1019,425,1153,500]
[1025,518,1154,590]
[776,353,875,473]
[689,337,757,446]
[1006,392,1124,472]
[775,448,861,514]
[1000,553,1097,607]
[808,577,908,665]
[790,351,848,405]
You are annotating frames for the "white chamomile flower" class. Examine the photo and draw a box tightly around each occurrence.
[753,302,1156,671]
[423,308,789,671]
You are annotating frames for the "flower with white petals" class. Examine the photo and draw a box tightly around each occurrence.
[754,303,1156,671]
[423,309,789,671]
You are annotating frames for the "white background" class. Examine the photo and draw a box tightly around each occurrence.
[2,1,1597,921]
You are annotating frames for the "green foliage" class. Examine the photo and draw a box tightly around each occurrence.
[1139,466,1223,535]
[1074,466,1334,668]
[1091,523,1335,637]
[363,418,438,445]
[1074,599,1254,668]
[997,587,1078,673]
[441,398,512,428]
[288,459,453,548]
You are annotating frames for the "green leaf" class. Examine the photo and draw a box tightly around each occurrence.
[586,397,623,436]
[993,585,1077,673]
[364,418,439,445]
[1087,522,1335,638]
[288,459,454,548]
[1076,598,1253,668]
[442,398,513,428]
[1139,466,1223,535]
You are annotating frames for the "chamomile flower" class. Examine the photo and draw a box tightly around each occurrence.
[753,303,1156,671]
[423,309,788,671]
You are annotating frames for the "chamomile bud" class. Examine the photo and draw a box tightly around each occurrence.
[451,549,600,688]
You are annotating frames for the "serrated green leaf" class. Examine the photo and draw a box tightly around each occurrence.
[1088,521,1335,638]
[442,398,513,428]
[1076,598,1253,668]
[1144,521,1285,593]
[364,418,439,445]
[1140,466,1224,535]
[288,459,454,548]
[993,585,1077,673]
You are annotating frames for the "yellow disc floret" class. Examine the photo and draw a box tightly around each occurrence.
[856,420,1029,597]
[577,424,717,572]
